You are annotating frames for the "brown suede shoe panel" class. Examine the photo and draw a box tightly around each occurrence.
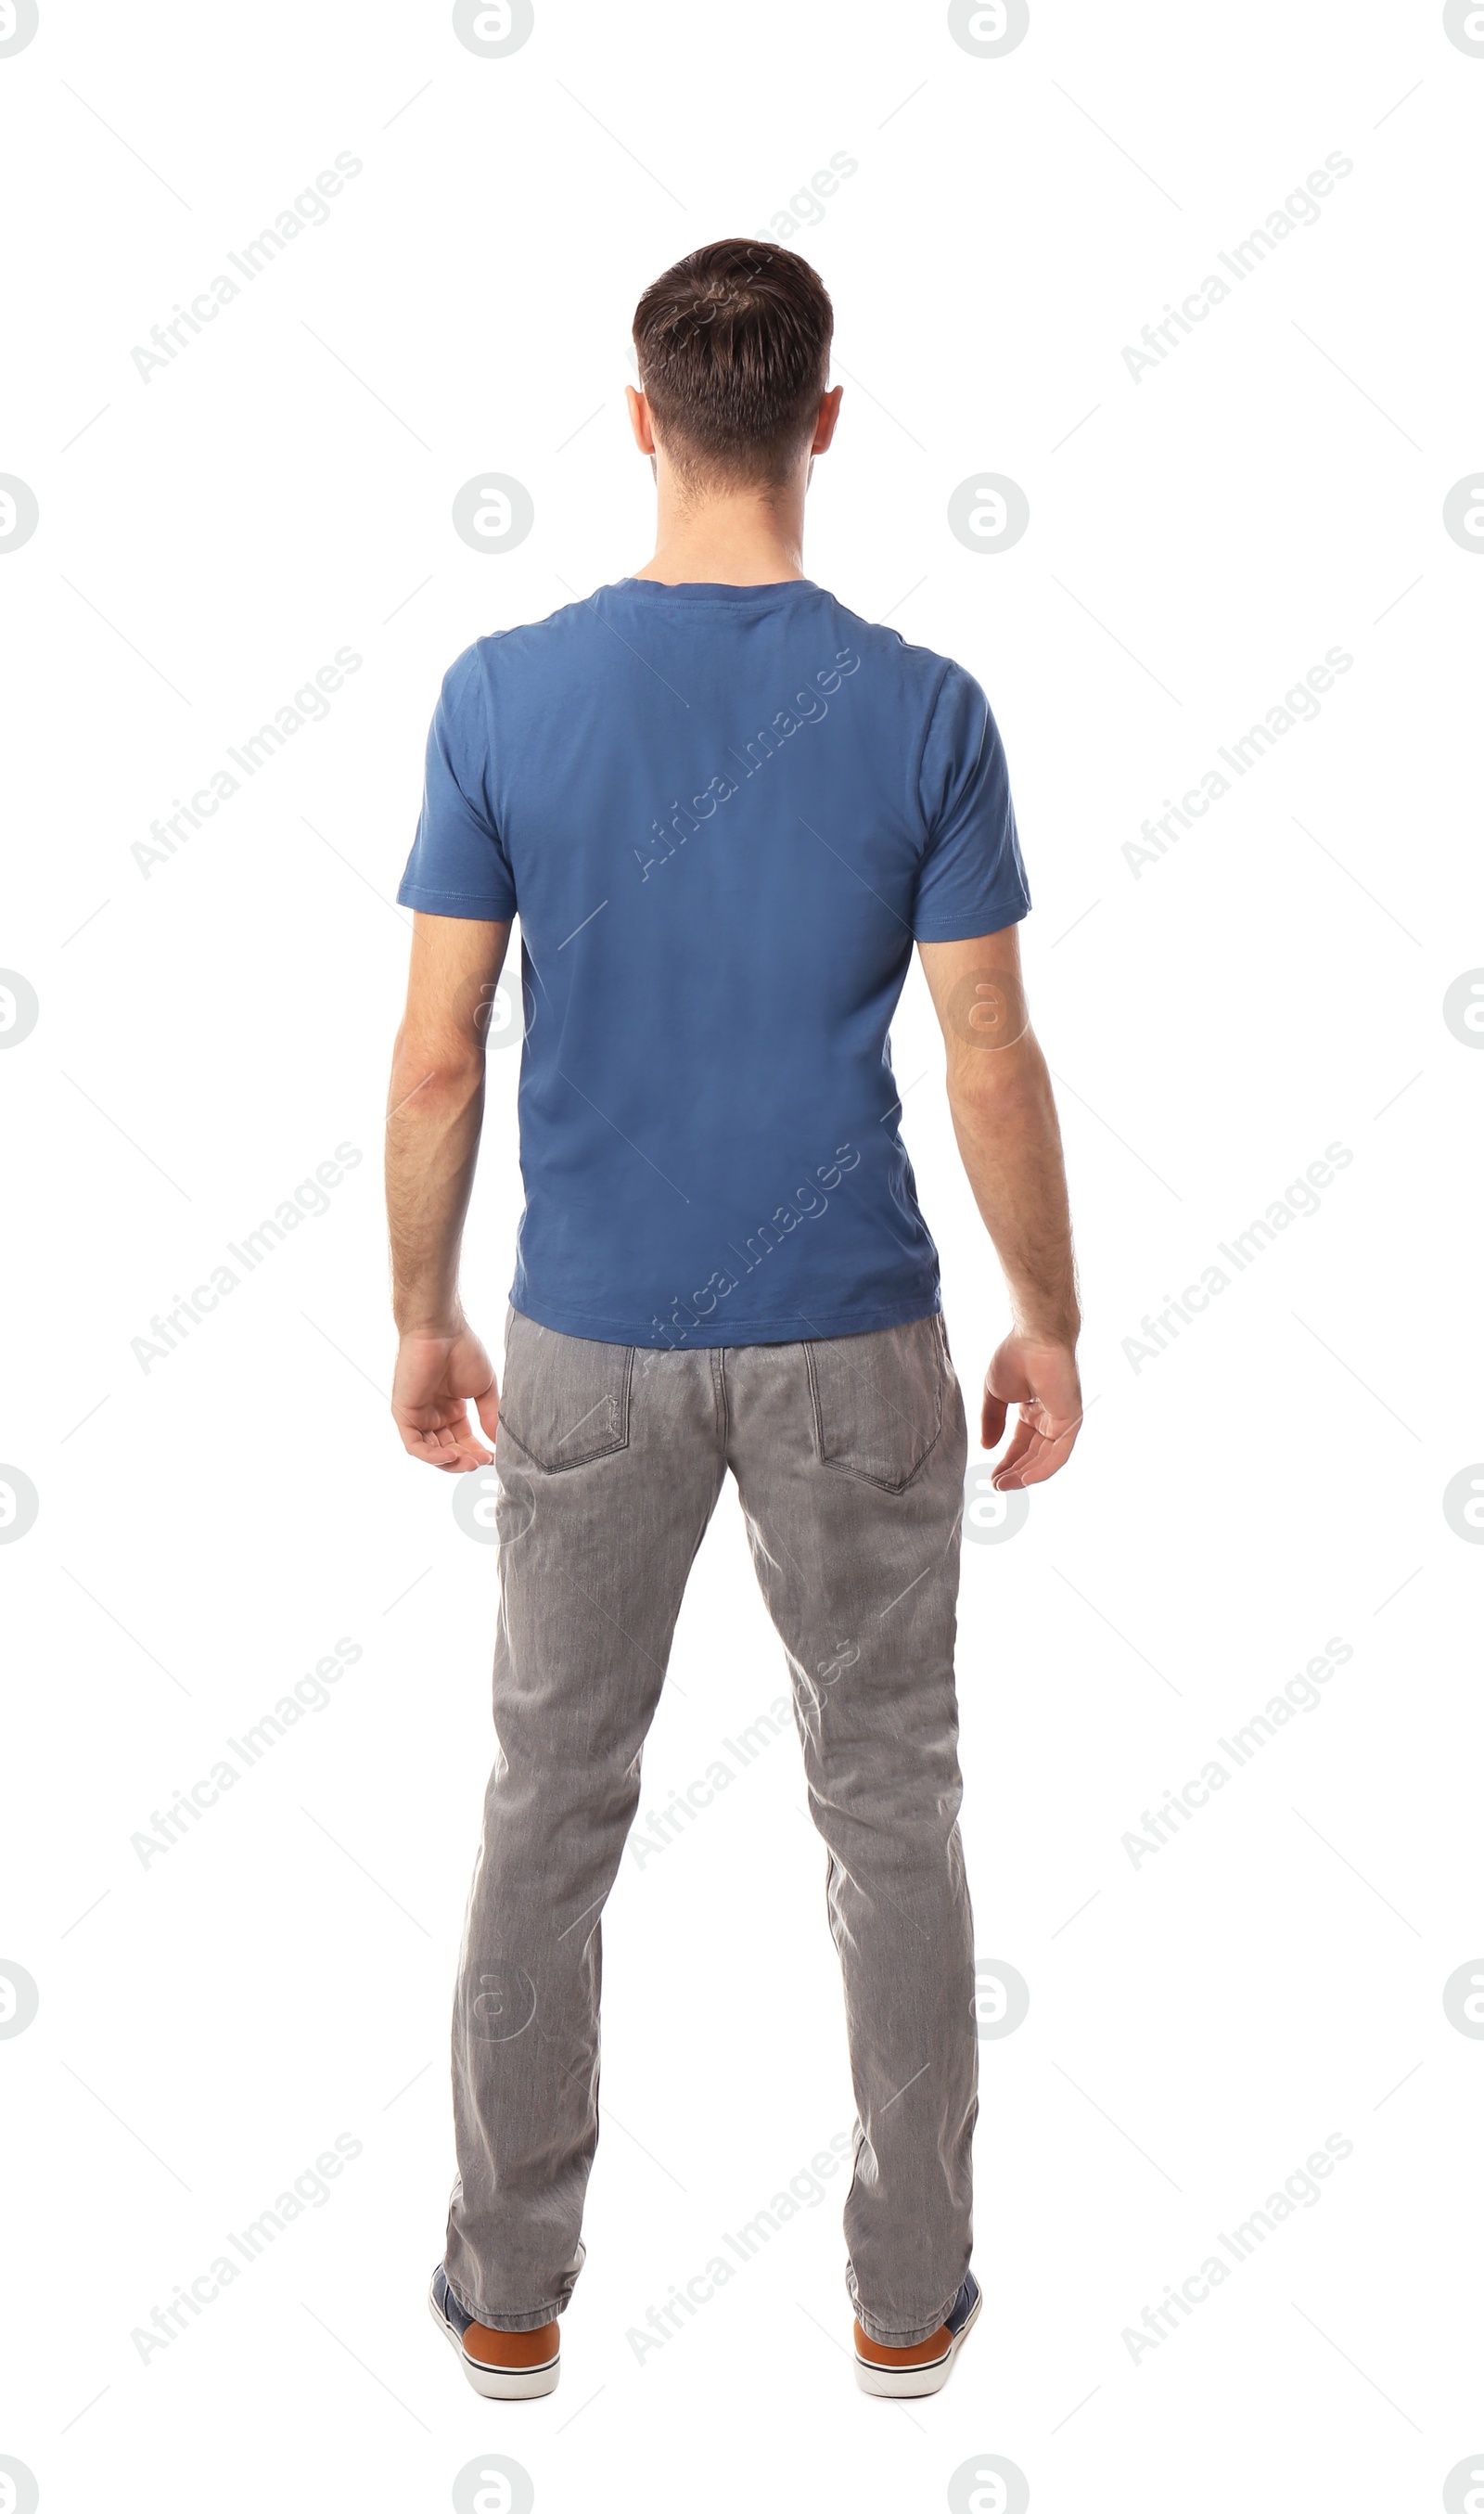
[461,2319,560,2368]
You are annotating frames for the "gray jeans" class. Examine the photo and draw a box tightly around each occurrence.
[446,1307,976,2348]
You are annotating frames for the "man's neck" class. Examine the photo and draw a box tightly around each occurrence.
[633,473,808,586]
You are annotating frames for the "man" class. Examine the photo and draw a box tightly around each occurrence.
[386,239,1081,2403]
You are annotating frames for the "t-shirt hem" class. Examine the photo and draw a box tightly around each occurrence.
[396,881,517,917]
[912,894,1030,942]
[508,1286,942,1349]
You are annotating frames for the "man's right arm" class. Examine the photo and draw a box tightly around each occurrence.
[385,910,510,1472]
[918,926,1082,1490]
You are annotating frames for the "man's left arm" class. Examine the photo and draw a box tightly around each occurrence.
[385,910,511,1471]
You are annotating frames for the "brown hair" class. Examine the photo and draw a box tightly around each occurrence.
[632,238,833,486]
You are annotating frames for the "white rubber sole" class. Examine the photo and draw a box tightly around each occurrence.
[428,2277,561,2399]
[854,2284,982,2397]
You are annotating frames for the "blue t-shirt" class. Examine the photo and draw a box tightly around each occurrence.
[398,577,1029,1349]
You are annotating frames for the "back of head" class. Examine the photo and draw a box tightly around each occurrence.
[632,238,834,492]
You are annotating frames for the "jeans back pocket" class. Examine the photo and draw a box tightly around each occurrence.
[499,1313,633,1471]
[805,1314,946,1494]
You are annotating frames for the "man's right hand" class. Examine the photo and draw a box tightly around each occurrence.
[981,1331,1082,1490]
[390,1324,501,1472]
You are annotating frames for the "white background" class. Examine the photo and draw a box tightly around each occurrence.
[3,3,1482,2509]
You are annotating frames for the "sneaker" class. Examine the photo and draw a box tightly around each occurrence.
[428,2264,561,2400]
[852,2270,981,2398]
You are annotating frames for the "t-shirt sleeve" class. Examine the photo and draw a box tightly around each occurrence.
[911,661,1030,941]
[396,645,518,919]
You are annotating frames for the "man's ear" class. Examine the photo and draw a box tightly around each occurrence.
[625,386,656,455]
[810,385,844,456]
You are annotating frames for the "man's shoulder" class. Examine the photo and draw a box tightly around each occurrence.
[814,591,979,712]
[440,591,605,699]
